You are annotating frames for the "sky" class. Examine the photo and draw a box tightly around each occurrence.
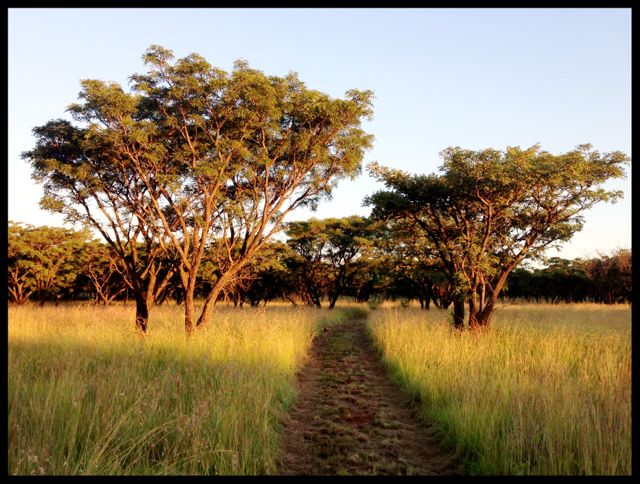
[8,8,631,262]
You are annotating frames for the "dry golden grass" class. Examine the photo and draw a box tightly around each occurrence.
[10,300,631,475]
[8,302,330,475]
[368,303,631,475]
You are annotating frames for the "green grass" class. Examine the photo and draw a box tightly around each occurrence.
[368,303,631,475]
[8,302,329,475]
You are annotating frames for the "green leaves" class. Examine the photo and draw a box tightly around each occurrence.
[285,216,374,306]
[22,44,375,329]
[367,144,629,326]
[8,222,91,303]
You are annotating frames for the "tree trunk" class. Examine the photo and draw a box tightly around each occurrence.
[37,287,46,306]
[179,267,198,336]
[156,290,168,306]
[453,296,465,329]
[183,289,195,336]
[285,294,298,307]
[134,292,150,334]
[309,291,322,308]
[196,285,223,328]
[196,267,239,328]
[307,287,322,308]
[9,285,31,305]
[469,283,491,330]
[468,294,480,330]
[475,273,510,329]
[476,300,495,328]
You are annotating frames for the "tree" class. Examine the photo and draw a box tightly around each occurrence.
[581,249,632,304]
[232,241,299,307]
[7,222,89,305]
[8,222,36,305]
[285,220,332,308]
[504,267,538,302]
[369,219,453,309]
[322,216,374,309]
[367,144,629,329]
[286,216,373,308]
[23,45,374,335]
[78,241,129,305]
[23,117,176,333]
[537,257,591,304]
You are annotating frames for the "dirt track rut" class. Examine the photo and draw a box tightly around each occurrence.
[276,317,459,476]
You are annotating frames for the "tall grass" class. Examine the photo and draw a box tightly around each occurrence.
[368,303,631,475]
[8,303,327,475]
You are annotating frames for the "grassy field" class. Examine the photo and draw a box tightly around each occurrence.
[9,301,632,475]
[368,303,631,475]
[8,302,335,475]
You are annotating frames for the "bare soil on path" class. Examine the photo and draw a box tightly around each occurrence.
[276,317,460,476]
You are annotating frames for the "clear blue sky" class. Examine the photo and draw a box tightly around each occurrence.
[8,8,631,261]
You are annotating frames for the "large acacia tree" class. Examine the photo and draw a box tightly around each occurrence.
[24,45,373,334]
[367,144,629,329]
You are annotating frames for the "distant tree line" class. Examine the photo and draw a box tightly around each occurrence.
[8,219,631,308]
[505,251,632,304]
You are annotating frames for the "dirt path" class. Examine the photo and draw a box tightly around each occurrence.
[276,317,460,476]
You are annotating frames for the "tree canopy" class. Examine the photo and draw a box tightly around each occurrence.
[17,45,631,334]
[22,45,374,334]
[8,222,90,305]
[367,144,629,328]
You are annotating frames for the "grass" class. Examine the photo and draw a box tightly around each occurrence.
[368,303,631,475]
[9,300,631,475]
[8,302,339,475]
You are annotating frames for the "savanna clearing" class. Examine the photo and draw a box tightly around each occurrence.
[8,301,631,475]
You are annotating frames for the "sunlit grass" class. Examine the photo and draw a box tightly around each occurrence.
[368,303,631,475]
[8,302,331,475]
[10,301,631,475]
